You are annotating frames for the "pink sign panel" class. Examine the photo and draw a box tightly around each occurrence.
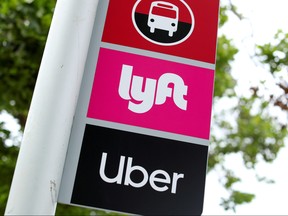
[87,48,214,139]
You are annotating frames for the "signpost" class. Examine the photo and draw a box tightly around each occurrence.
[58,0,220,215]
[4,0,99,215]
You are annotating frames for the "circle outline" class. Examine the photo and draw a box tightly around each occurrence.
[132,0,195,46]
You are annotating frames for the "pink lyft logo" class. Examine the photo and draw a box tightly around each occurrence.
[119,64,188,113]
[87,48,214,139]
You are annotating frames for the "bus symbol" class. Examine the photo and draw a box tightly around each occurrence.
[147,1,179,37]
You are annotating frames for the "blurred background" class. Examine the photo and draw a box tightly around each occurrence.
[1,0,287,215]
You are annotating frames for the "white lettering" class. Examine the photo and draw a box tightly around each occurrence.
[155,73,188,110]
[149,170,170,192]
[99,152,184,194]
[118,64,132,100]
[124,157,149,188]
[171,173,184,194]
[99,152,125,184]
[128,76,156,113]
[118,64,188,113]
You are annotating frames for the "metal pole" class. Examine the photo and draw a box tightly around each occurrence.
[5,0,99,215]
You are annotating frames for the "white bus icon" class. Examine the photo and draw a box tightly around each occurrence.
[147,1,179,37]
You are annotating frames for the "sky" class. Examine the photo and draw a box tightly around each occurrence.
[203,0,288,215]
[1,0,288,215]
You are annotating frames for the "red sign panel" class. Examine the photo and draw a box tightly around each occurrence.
[102,0,220,63]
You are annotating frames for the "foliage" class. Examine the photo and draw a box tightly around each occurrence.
[0,0,287,215]
[0,0,54,128]
[221,190,255,212]
[256,30,288,113]
[214,35,238,98]
[256,30,288,73]
[0,122,18,213]
[208,2,288,212]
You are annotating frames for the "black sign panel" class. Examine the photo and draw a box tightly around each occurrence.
[71,124,208,215]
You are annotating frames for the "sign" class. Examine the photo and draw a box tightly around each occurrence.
[71,125,208,215]
[87,47,214,139]
[102,0,219,62]
[132,0,195,45]
[58,0,220,215]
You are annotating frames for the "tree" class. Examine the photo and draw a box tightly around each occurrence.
[0,0,287,214]
[209,2,288,211]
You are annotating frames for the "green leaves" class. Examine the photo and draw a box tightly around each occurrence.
[0,0,56,127]
[257,30,288,73]
[0,123,18,214]
[255,30,288,114]
[236,98,285,166]
[217,168,255,212]
[221,190,255,212]
[214,35,238,98]
[210,24,288,211]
